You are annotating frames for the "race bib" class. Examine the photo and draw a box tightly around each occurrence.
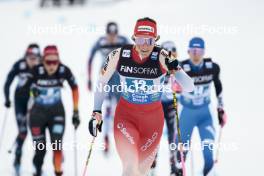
[122,78,162,104]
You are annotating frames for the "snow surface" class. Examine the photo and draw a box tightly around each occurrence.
[0,0,264,175]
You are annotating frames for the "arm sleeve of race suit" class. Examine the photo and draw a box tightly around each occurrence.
[88,40,101,81]
[213,63,224,108]
[65,66,79,111]
[93,48,121,111]
[27,66,38,98]
[71,87,79,111]
[174,68,195,92]
[4,61,19,101]
[159,49,195,92]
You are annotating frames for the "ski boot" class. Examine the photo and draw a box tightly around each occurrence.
[33,171,41,176]
[174,166,183,176]
[33,166,42,176]
[170,168,183,176]
[14,152,21,176]
[170,164,177,176]
[55,171,63,176]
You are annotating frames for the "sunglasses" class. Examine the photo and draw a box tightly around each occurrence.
[189,48,205,56]
[44,60,59,65]
[27,55,39,60]
[135,37,155,46]
[166,47,177,53]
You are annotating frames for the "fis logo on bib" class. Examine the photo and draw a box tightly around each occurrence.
[122,50,131,58]
[151,52,158,60]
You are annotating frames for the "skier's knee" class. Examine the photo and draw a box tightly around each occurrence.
[16,130,27,147]
[18,128,27,139]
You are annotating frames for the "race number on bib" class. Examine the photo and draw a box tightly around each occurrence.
[122,78,162,104]
[192,85,210,106]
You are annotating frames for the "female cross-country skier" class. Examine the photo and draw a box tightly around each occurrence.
[88,17,195,176]
[4,43,41,175]
[27,45,80,176]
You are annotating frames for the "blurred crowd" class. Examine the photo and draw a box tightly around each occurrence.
[40,0,86,7]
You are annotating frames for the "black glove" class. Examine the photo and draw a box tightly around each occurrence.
[165,57,179,71]
[31,87,40,97]
[89,111,103,137]
[4,100,11,108]
[217,108,226,127]
[72,110,80,130]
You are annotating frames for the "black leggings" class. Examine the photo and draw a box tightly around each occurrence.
[162,100,176,145]
[29,103,65,173]
[14,95,29,159]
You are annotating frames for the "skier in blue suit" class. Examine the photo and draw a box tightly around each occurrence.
[176,37,227,176]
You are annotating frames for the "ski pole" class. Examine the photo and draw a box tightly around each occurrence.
[82,136,96,176]
[74,128,78,176]
[190,140,195,176]
[0,109,9,151]
[172,91,187,176]
[214,127,223,163]
[171,75,187,176]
